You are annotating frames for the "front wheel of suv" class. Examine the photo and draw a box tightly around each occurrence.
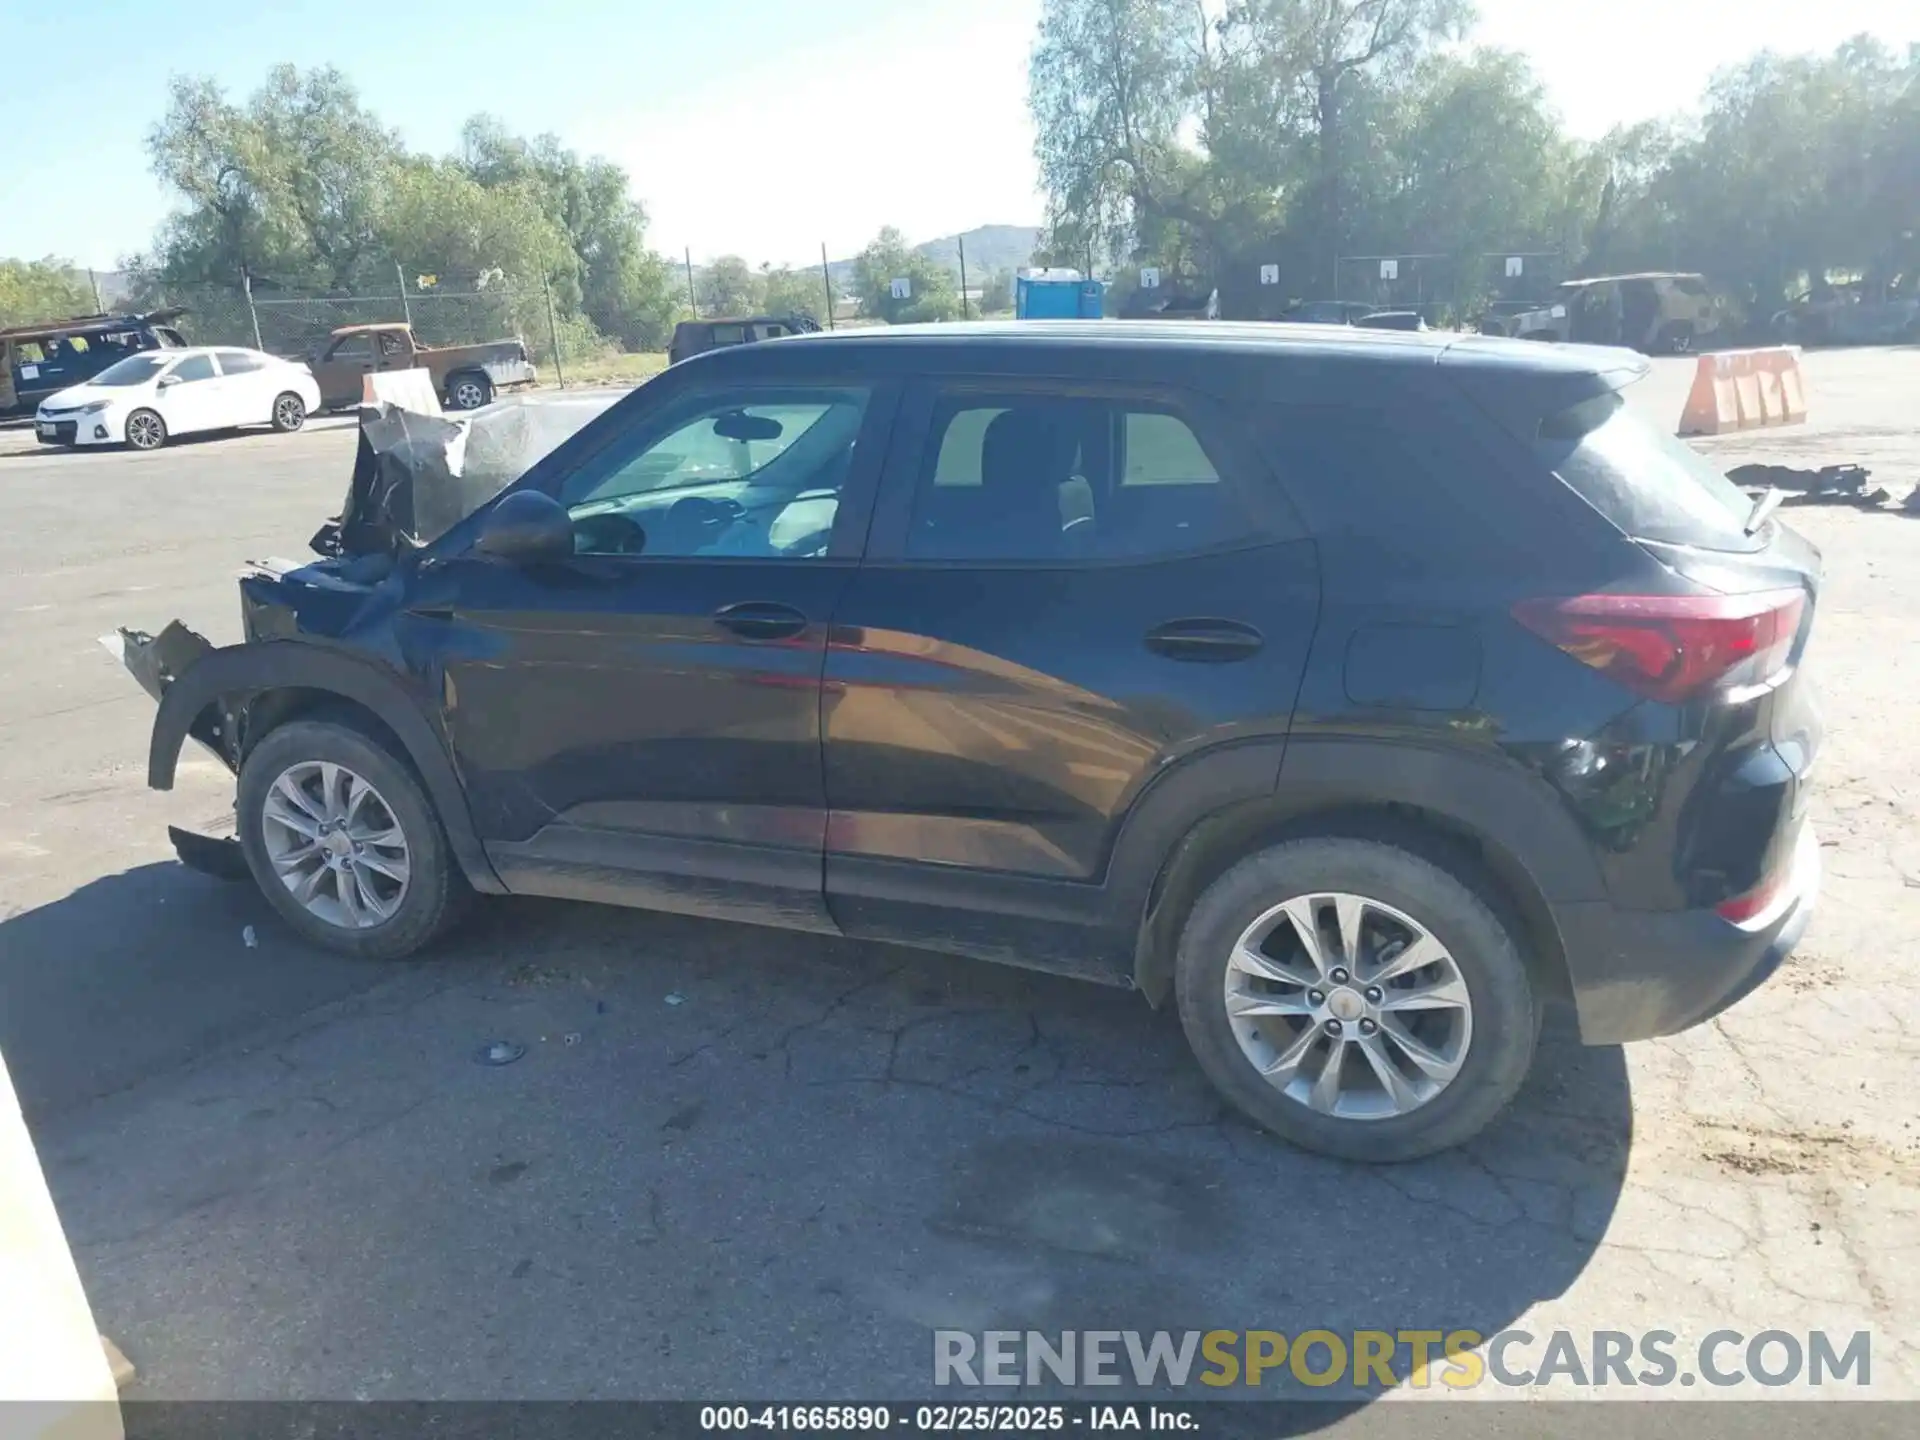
[236,718,467,960]
[1175,837,1539,1162]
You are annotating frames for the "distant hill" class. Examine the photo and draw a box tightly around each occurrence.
[826,225,1043,288]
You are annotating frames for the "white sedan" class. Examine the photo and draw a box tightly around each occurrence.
[33,345,323,451]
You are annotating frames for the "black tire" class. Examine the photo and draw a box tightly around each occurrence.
[124,408,167,451]
[446,372,493,411]
[271,391,307,432]
[236,718,468,960]
[1657,323,1695,356]
[1174,837,1539,1163]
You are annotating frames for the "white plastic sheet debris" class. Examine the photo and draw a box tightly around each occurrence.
[327,391,624,557]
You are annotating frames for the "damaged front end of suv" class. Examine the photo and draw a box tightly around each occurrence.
[109,394,618,885]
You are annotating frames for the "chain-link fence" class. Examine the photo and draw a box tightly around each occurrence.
[1332,254,1459,321]
[148,283,570,371]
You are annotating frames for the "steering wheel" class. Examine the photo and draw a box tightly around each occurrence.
[646,495,743,553]
[571,511,648,555]
[669,495,743,529]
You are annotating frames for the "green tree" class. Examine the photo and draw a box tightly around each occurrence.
[458,116,680,350]
[761,263,830,320]
[979,268,1015,313]
[696,255,765,316]
[852,227,960,323]
[382,160,575,291]
[0,259,95,326]
[146,65,402,290]
[1629,40,1918,310]
[1356,47,1579,307]
[1030,0,1469,293]
[379,160,587,359]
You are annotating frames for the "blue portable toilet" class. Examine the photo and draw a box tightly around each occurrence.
[1016,268,1106,319]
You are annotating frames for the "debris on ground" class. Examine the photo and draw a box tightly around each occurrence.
[241,925,257,949]
[100,1335,136,1392]
[664,993,686,1007]
[475,1041,526,1067]
[1727,462,1892,507]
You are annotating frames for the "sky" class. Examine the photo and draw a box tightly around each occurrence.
[2,0,1915,274]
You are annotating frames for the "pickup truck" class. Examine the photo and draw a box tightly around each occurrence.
[305,323,537,411]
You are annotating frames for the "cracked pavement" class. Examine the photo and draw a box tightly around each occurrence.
[0,351,1917,1417]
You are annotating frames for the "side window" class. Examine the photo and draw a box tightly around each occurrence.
[328,335,373,362]
[927,406,1007,486]
[376,332,406,358]
[169,354,217,384]
[559,386,871,560]
[903,392,1245,563]
[710,324,747,346]
[1261,403,1576,569]
[215,349,265,375]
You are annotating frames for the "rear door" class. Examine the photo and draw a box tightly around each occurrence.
[214,349,276,423]
[821,375,1320,974]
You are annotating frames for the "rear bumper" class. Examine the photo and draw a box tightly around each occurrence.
[1557,822,1820,1044]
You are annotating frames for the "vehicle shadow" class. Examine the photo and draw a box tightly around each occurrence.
[6,863,1631,1415]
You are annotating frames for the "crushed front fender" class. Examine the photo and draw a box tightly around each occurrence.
[100,622,250,880]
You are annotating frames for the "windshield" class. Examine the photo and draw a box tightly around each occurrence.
[1539,391,1762,552]
[87,354,171,387]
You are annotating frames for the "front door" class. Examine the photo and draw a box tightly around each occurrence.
[313,333,376,406]
[154,352,225,434]
[413,376,895,931]
[821,378,1319,973]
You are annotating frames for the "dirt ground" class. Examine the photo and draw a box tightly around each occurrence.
[0,347,1916,1422]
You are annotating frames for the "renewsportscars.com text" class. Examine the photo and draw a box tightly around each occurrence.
[933,1328,1872,1391]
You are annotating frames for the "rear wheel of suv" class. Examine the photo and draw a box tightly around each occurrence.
[1175,837,1538,1162]
[236,718,467,960]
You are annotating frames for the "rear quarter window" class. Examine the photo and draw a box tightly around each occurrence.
[1259,399,1592,577]
[1540,391,1760,552]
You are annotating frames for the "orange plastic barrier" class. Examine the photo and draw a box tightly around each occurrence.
[1678,347,1809,436]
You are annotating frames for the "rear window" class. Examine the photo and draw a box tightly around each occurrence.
[1539,391,1760,552]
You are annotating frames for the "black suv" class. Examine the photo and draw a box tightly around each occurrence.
[667,314,821,367]
[118,322,1822,1162]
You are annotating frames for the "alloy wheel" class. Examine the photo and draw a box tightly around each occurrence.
[259,761,411,929]
[127,411,165,450]
[1223,891,1473,1120]
[452,380,486,409]
[275,394,306,430]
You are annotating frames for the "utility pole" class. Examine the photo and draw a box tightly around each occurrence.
[395,262,413,328]
[242,269,264,351]
[543,275,566,388]
[87,270,103,313]
[958,236,969,321]
[821,242,835,330]
[685,248,698,316]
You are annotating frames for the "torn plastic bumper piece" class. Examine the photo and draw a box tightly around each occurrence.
[104,622,249,882]
[106,620,213,705]
[166,825,248,881]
